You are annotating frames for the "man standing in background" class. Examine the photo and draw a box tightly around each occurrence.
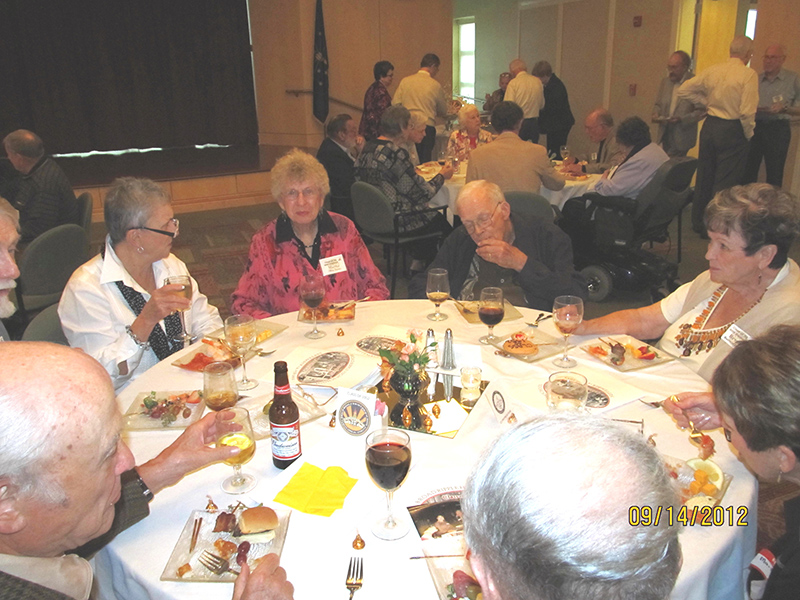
[652,51,705,157]
[503,59,544,144]
[743,43,800,187]
[393,54,448,163]
[532,61,575,160]
[677,36,758,236]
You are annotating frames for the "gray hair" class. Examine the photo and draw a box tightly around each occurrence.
[705,184,799,269]
[463,414,681,600]
[270,148,330,201]
[3,129,44,160]
[326,114,353,138]
[509,58,527,74]
[730,35,754,58]
[408,110,427,129]
[457,103,479,124]
[456,180,505,213]
[0,197,19,232]
[713,324,800,457]
[104,177,172,246]
[531,60,553,78]
[380,105,411,138]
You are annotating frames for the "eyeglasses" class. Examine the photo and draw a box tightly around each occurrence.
[723,428,732,443]
[462,203,501,234]
[133,218,179,238]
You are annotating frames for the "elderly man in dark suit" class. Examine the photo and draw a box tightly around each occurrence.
[652,51,705,157]
[316,114,364,221]
[532,61,575,160]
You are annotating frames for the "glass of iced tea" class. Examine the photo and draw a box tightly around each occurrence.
[215,407,257,494]
[164,275,193,345]
[203,361,238,411]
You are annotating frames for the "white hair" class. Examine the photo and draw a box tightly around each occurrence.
[0,197,19,231]
[463,413,681,600]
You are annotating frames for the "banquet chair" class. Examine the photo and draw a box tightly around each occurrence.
[351,181,448,298]
[503,191,558,222]
[75,192,93,252]
[21,304,68,345]
[15,223,88,326]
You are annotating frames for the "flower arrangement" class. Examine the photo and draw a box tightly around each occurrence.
[379,329,434,378]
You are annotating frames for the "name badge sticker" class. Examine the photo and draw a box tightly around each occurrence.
[722,324,751,348]
[320,254,347,276]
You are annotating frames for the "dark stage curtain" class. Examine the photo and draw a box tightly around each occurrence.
[0,0,258,154]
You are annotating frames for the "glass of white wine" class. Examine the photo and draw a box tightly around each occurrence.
[552,295,584,368]
[225,314,259,391]
[560,145,570,161]
[164,275,192,345]
[426,268,449,321]
[215,407,257,494]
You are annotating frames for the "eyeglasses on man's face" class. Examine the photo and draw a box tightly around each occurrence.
[462,202,501,234]
[133,217,180,238]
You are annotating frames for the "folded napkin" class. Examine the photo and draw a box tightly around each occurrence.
[274,463,357,517]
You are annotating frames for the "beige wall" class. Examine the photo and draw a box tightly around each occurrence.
[250,0,453,151]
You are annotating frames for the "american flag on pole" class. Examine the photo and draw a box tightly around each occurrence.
[313,0,329,123]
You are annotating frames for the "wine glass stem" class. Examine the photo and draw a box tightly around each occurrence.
[384,490,396,528]
[178,312,187,338]
[562,334,570,362]
[312,309,319,335]
[488,325,494,340]
[435,304,440,318]
[231,465,244,487]
[240,352,250,383]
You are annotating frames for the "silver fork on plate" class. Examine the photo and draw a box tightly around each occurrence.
[346,556,363,598]
[198,550,241,576]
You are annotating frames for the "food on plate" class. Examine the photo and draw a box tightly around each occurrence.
[447,569,482,600]
[608,340,626,365]
[176,563,192,578]
[698,434,715,459]
[214,538,238,560]
[502,332,539,356]
[236,540,251,566]
[588,344,608,358]
[256,328,274,344]
[177,338,236,372]
[300,301,355,321]
[213,511,237,533]
[138,391,200,426]
[239,506,279,534]
[629,344,657,360]
[686,458,723,486]
[665,456,724,506]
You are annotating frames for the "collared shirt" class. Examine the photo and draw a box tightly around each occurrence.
[503,72,545,119]
[756,68,800,121]
[393,70,448,126]
[274,210,339,269]
[591,142,670,199]
[59,237,222,391]
[0,553,92,600]
[332,139,355,161]
[678,57,759,139]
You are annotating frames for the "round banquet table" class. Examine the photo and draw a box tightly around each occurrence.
[95,300,757,600]
[538,173,601,209]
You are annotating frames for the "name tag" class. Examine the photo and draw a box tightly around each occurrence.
[722,324,751,347]
[320,254,347,276]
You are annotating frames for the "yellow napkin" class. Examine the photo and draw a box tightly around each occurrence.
[274,463,358,517]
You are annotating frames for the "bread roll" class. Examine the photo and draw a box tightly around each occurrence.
[239,506,279,533]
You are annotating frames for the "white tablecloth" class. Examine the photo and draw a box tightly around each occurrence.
[95,300,757,600]
[539,174,601,209]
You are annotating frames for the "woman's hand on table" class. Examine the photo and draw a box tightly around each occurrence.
[137,412,240,494]
[662,391,722,431]
[233,554,294,600]
[440,163,456,180]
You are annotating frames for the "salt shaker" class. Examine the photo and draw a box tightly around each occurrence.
[441,329,456,370]
[426,328,439,368]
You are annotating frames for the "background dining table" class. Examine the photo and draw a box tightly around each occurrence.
[95,300,757,600]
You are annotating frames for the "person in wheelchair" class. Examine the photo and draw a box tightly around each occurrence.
[561,116,669,237]
[576,183,800,382]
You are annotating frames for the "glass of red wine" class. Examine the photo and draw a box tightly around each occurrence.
[365,428,412,540]
[552,295,584,368]
[299,272,326,339]
[478,287,504,345]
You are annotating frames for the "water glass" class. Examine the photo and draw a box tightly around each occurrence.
[460,366,482,407]
[204,361,238,411]
[545,371,588,412]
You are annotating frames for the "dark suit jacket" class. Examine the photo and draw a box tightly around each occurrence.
[12,157,77,245]
[0,470,150,599]
[539,74,575,134]
[317,138,356,220]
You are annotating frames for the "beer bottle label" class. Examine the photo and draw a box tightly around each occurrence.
[271,419,301,460]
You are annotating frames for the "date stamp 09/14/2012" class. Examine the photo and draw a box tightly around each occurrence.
[629,505,749,528]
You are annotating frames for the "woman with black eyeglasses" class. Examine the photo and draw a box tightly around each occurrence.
[59,177,222,391]
[665,324,800,600]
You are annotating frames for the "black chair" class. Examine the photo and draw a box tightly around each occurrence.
[350,181,448,298]
[503,191,558,222]
[21,304,68,345]
[15,224,88,325]
[75,192,93,252]
[567,157,698,302]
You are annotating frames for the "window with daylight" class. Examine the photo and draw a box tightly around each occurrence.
[455,19,476,101]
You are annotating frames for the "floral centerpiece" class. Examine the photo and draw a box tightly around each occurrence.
[378,330,434,429]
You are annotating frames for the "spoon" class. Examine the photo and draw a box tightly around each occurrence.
[526,314,553,328]
[256,349,276,357]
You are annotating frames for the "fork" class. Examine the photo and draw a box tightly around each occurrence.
[346,556,363,599]
[526,313,553,328]
[198,550,241,576]
[668,395,704,444]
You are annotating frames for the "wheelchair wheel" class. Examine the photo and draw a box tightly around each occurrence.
[582,265,613,302]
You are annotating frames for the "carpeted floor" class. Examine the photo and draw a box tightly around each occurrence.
[77,201,800,550]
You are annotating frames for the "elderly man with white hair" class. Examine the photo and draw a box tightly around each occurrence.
[0,342,294,600]
[0,198,20,341]
[408,180,585,310]
[462,413,682,600]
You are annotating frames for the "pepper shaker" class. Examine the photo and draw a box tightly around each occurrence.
[441,329,456,370]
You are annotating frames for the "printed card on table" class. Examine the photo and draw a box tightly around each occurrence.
[333,387,386,441]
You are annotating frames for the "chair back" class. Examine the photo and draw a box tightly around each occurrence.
[634,157,698,234]
[21,304,68,345]
[17,224,88,313]
[75,192,93,253]
[504,191,556,222]
[351,182,396,235]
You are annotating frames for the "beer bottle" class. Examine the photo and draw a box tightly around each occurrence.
[269,361,302,469]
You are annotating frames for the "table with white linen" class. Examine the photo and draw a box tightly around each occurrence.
[96,300,757,600]
[539,173,601,209]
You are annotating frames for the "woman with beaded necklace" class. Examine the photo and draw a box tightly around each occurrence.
[576,183,800,383]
